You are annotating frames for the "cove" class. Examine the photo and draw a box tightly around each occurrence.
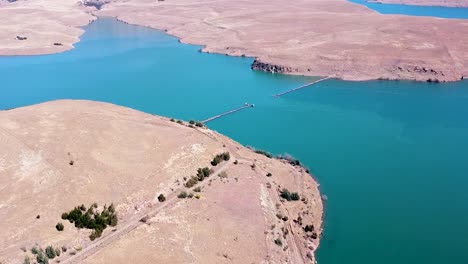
[349,0,468,19]
[2,18,468,264]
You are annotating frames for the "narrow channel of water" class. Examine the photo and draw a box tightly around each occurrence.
[1,17,468,264]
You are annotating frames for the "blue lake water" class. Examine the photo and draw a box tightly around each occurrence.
[350,0,468,18]
[1,14,468,264]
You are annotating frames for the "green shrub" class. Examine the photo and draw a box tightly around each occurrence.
[189,120,195,124]
[193,186,202,192]
[266,172,272,177]
[36,251,48,264]
[45,246,56,259]
[196,167,212,181]
[188,192,194,198]
[178,191,188,199]
[211,152,230,166]
[31,247,39,255]
[158,194,166,202]
[280,188,291,201]
[23,256,30,264]
[170,118,175,122]
[290,192,300,201]
[56,222,64,231]
[195,122,204,127]
[185,176,199,188]
[176,120,183,124]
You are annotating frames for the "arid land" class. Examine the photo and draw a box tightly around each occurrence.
[1,0,468,81]
[368,0,468,7]
[0,100,323,264]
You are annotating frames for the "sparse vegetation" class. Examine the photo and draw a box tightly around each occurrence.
[56,222,64,231]
[196,167,213,181]
[23,255,30,264]
[193,186,202,192]
[211,152,230,166]
[178,191,188,199]
[61,203,117,241]
[185,176,199,188]
[158,194,166,202]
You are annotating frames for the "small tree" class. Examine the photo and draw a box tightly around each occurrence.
[290,192,300,201]
[158,194,166,202]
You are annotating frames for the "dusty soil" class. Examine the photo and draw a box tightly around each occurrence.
[1,0,468,81]
[368,0,468,7]
[0,100,323,264]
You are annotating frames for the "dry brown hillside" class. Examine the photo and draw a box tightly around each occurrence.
[0,100,323,264]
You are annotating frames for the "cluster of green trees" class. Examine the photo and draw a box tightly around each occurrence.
[30,246,62,264]
[211,152,230,166]
[61,203,117,241]
[280,188,300,201]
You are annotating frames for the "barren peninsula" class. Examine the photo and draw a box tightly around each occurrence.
[1,0,468,81]
[0,100,323,264]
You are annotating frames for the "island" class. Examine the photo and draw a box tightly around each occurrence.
[0,100,323,264]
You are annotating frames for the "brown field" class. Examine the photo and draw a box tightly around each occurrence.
[0,100,323,263]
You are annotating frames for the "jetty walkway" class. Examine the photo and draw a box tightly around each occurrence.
[273,77,331,97]
[202,103,254,123]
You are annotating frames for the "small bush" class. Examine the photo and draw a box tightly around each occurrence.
[266,172,272,177]
[188,124,194,128]
[55,247,61,257]
[195,122,204,127]
[274,238,282,246]
[36,251,48,264]
[188,192,194,198]
[211,152,230,166]
[31,247,39,255]
[185,176,199,188]
[170,118,175,122]
[45,246,56,259]
[218,171,228,178]
[158,194,166,202]
[254,149,273,158]
[280,189,291,201]
[178,191,188,199]
[304,225,314,233]
[193,186,202,192]
[290,192,300,201]
[176,120,183,124]
[196,167,212,181]
[24,256,30,264]
[233,160,238,165]
[189,120,195,124]
[61,246,67,252]
[56,222,64,231]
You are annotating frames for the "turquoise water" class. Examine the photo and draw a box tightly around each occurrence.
[2,18,468,264]
[350,0,468,18]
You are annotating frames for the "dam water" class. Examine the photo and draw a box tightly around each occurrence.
[1,11,468,264]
